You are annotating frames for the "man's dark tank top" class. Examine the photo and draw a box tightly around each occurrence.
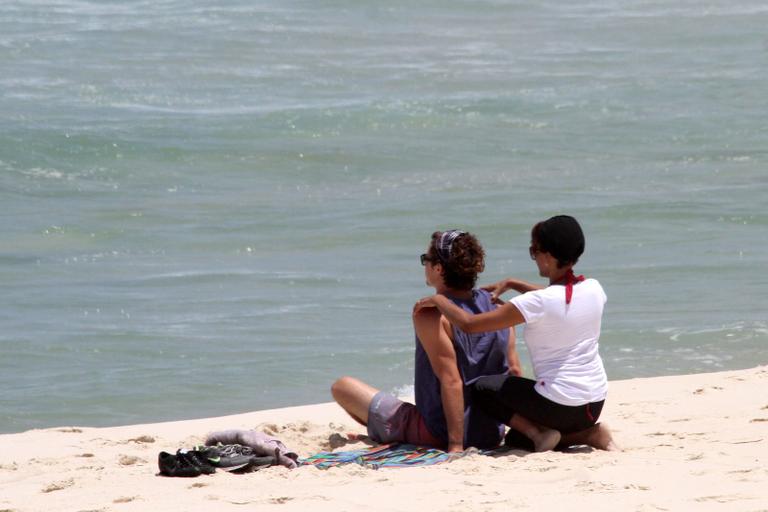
[414,289,509,449]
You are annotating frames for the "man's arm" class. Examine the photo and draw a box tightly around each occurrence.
[413,308,465,452]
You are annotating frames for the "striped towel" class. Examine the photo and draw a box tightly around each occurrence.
[300,443,477,470]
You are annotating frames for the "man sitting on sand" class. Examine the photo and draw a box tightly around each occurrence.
[331,230,521,452]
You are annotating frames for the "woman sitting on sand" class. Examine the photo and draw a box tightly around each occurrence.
[414,215,617,452]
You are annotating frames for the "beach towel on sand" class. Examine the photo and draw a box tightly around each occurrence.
[300,443,478,470]
[205,430,497,471]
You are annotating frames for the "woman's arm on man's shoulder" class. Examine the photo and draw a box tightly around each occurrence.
[414,295,525,334]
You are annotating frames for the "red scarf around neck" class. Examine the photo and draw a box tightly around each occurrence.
[557,269,585,304]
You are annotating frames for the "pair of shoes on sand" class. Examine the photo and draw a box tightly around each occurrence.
[158,444,277,477]
[158,450,216,478]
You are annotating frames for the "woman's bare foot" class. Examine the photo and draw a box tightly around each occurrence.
[533,428,562,452]
[561,423,620,451]
[509,414,562,452]
[587,423,620,451]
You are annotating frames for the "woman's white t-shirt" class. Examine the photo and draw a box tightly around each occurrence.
[510,278,608,406]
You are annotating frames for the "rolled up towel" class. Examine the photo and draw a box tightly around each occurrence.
[205,429,299,469]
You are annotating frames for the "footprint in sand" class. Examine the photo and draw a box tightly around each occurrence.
[693,386,724,395]
[283,421,310,433]
[260,423,279,434]
[326,433,349,449]
[124,435,155,444]
[118,454,146,466]
[623,484,651,491]
[646,431,673,437]
[41,478,75,493]
[694,494,748,503]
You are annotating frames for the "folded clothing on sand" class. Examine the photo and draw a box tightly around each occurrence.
[205,429,300,469]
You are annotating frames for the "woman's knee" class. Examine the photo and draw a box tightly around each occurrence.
[470,375,507,414]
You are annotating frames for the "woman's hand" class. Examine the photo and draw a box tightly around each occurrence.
[413,295,438,314]
[481,280,508,305]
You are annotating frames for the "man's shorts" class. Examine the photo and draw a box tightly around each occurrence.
[366,391,445,448]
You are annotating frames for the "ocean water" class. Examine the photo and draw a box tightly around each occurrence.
[1,0,766,434]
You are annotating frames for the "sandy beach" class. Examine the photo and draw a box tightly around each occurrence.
[1,366,766,512]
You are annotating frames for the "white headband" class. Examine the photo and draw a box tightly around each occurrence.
[436,230,465,262]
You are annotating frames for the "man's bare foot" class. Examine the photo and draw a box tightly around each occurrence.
[533,428,561,452]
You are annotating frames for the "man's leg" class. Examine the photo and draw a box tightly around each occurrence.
[330,376,380,426]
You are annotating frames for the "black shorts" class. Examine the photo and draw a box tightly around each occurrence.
[472,374,604,436]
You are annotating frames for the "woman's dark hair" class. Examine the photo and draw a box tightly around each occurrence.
[531,215,585,268]
[427,231,485,290]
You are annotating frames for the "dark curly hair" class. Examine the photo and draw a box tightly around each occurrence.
[427,231,485,290]
[531,215,585,268]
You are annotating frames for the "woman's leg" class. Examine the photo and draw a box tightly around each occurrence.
[560,423,620,451]
[473,375,619,451]
[473,374,561,452]
[330,376,380,426]
[508,414,562,452]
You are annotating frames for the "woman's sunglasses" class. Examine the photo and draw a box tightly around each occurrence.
[420,253,437,266]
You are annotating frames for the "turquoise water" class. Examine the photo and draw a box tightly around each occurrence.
[1,0,766,433]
